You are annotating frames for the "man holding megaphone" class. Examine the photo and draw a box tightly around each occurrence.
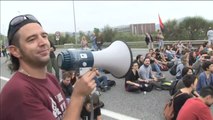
[1,14,133,120]
[0,14,98,120]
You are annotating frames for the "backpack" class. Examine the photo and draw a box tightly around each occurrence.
[169,80,179,96]
[107,80,116,87]
[167,61,175,68]
[169,64,178,76]
[163,92,184,120]
[160,64,169,71]
[141,83,154,92]
[161,81,172,90]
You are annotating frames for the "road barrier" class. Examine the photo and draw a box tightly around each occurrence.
[56,40,208,49]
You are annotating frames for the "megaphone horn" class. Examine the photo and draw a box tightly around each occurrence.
[57,40,133,78]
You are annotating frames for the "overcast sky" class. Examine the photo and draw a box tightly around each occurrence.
[1,1,213,35]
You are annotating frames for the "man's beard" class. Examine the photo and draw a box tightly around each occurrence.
[19,48,49,68]
[144,64,149,68]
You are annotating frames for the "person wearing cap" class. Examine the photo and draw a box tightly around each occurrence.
[81,93,103,120]
[0,14,97,120]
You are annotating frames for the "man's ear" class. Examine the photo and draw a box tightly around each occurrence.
[8,45,21,58]
[205,95,212,101]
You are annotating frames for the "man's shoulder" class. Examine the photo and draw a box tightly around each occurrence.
[1,73,31,97]
[198,72,206,77]
[5,72,27,86]
[139,65,145,70]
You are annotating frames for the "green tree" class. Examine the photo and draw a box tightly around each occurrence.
[102,25,116,42]
[163,19,180,40]
[93,28,100,36]
[179,16,209,40]
[163,16,212,40]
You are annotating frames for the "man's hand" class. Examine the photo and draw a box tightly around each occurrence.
[63,69,97,120]
[153,77,158,81]
[72,69,97,97]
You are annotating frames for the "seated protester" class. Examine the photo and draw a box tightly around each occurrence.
[145,53,164,78]
[165,45,175,61]
[196,61,213,94]
[176,53,189,80]
[177,86,213,120]
[177,41,187,54]
[81,93,103,120]
[188,51,197,67]
[125,62,147,92]
[133,54,144,67]
[149,48,154,54]
[138,57,162,91]
[192,50,209,76]
[173,74,198,120]
[94,69,110,92]
[60,71,73,100]
[151,51,169,71]
[61,70,77,86]
[157,48,176,69]
[94,76,110,92]
[175,67,194,91]
[155,48,168,63]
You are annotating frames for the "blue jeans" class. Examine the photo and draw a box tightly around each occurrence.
[158,40,164,49]
[94,76,108,87]
[166,53,174,61]
[151,63,162,76]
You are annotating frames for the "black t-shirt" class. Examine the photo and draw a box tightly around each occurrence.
[80,106,101,120]
[125,70,139,87]
[60,82,73,98]
[173,91,193,120]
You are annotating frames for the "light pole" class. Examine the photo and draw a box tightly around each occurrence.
[72,0,77,45]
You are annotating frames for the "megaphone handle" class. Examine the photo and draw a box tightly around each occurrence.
[91,87,97,94]
[90,93,95,120]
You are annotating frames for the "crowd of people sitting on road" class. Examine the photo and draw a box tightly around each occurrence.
[125,39,213,119]
[79,33,213,119]
[64,32,213,119]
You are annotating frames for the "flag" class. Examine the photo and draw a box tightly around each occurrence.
[158,14,164,32]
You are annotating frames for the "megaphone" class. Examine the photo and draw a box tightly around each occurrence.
[57,40,132,78]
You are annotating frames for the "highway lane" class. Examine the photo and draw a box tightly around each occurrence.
[1,48,212,120]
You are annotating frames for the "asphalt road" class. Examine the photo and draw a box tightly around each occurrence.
[0,48,212,120]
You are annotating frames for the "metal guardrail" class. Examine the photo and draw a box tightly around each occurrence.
[55,40,208,49]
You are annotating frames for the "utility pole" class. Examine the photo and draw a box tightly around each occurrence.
[72,0,77,45]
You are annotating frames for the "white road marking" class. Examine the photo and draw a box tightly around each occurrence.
[101,109,140,120]
[0,76,9,81]
[0,76,140,120]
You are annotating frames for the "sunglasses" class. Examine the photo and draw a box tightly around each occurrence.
[10,14,38,26]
